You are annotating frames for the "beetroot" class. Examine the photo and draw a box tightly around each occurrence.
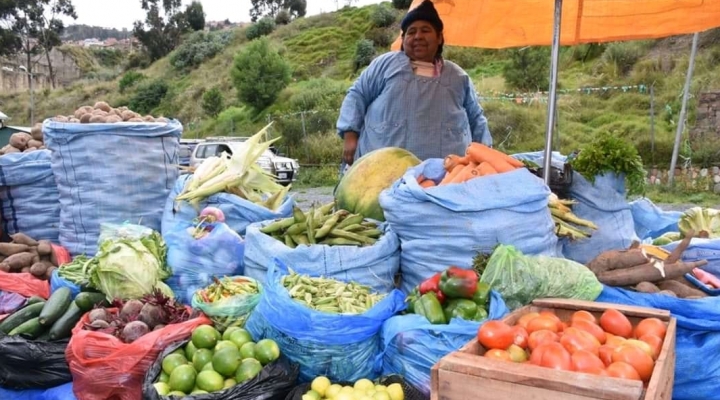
[88,308,109,324]
[138,303,166,329]
[88,320,110,329]
[153,324,166,331]
[122,321,149,343]
[120,300,144,321]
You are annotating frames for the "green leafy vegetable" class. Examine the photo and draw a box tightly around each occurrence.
[570,131,646,196]
[678,207,720,239]
[479,245,602,310]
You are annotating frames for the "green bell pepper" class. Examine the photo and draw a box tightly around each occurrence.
[443,299,479,321]
[413,292,446,324]
[439,266,478,299]
[473,307,489,321]
[472,282,491,306]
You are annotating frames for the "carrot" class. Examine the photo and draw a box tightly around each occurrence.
[444,154,471,171]
[475,162,497,176]
[440,164,466,185]
[465,143,524,169]
[419,180,436,188]
[416,174,426,184]
[449,162,478,184]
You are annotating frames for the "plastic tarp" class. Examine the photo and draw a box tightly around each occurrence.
[0,382,75,400]
[42,119,181,257]
[598,285,720,400]
[391,0,720,50]
[629,198,682,240]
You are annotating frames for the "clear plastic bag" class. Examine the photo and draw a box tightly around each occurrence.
[191,276,261,331]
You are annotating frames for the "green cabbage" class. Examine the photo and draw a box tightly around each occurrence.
[678,207,720,239]
[89,224,172,300]
[480,245,603,310]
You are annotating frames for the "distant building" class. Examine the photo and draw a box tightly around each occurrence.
[82,38,104,48]
[104,38,118,47]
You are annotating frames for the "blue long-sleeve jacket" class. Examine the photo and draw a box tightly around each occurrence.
[337,51,492,161]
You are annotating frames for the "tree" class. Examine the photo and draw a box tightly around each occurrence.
[249,0,306,23]
[202,87,224,117]
[502,47,550,91]
[132,0,188,61]
[231,38,291,111]
[391,0,413,10]
[245,17,275,40]
[185,1,205,31]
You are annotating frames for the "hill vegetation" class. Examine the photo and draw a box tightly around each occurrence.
[1,2,720,183]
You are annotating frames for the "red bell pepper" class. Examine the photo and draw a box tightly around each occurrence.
[439,266,479,299]
[418,273,446,303]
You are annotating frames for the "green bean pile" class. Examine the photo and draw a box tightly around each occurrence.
[280,270,386,314]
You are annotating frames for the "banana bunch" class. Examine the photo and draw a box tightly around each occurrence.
[548,194,598,240]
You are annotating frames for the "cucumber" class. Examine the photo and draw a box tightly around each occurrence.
[49,302,83,340]
[8,317,45,338]
[74,291,109,312]
[38,287,73,327]
[0,301,45,334]
[27,296,45,305]
[36,331,52,341]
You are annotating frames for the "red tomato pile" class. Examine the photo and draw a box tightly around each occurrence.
[477,309,667,383]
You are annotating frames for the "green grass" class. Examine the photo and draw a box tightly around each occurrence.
[642,185,720,207]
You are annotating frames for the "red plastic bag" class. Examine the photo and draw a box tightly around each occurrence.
[66,307,211,400]
[0,271,50,299]
[50,244,71,266]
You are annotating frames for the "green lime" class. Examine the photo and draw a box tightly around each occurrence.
[162,353,187,376]
[192,348,214,372]
[167,390,186,397]
[185,340,198,361]
[235,358,263,383]
[215,340,238,352]
[196,370,225,392]
[202,362,215,371]
[229,329,253,349]
[240,341,256,360]
[192,325,220,349]
[153,382,170,396]
[254,339,281,365]
[224,378,237,389]
[168,364,196,394]
[212,347,241,377]
[223,327,241,341]
[158,371,169,383]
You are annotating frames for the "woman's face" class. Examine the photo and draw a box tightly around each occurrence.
[403,20,442,62]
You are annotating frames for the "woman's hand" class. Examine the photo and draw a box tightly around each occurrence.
[343,131,359,165]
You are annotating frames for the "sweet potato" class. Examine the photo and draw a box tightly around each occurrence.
[586,248,649,274]
[30,124,43,141]
[30,261,49,278]
[658,290,677,297]
[596,260,709,286]
[44,266,57,280]
[9,132,32,150]
[10,233,38,246]
[36,240,52,256]
[0,263,10,273]
[3,252,35,271]
[20,266,31,273]
[0,243,30,257]
[657,279,708,299]
[635,281,661,293]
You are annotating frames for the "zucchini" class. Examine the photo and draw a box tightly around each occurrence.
[27,296,45,305]
[9,317,45,338]
[75,291,109,312]
[36,331,52,341]
[0,301,45,334]
[49,302,83,340]
[38,287,72,327]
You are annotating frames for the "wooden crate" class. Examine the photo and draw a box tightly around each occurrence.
[431,298,676,400]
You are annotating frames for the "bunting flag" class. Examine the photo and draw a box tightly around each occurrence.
[478,84,649,104]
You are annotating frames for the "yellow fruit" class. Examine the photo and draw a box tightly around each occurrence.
[326,384,343,399]
[386,383,404,400]
[373,391,391,400]
[336,393,355,400]
[311,376,332,397]
[374,385,387,392]
[354,379,374,392]
[303,389,322,400]
[341,386,355,395]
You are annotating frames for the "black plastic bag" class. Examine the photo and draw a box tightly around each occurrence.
[143,339,300,400]
[284,375,428,400]
[0,334,72,389]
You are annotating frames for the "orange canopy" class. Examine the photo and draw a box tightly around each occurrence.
[391,0,720,50]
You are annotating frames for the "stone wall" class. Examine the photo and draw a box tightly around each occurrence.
[0,48,83,94]
[692,91,720,141]
[648,166,720,193]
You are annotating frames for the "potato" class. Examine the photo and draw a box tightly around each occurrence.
[156,117,169,123]
[9,132,32,150]
[37,240,52,256]
[89,115,107,123]
[38,145,47,149]
[27,139,43,148]
[30,262,48,278]
[106,115,122,123]
[73,106,93,119]
[1,146,21,154]
[69,117,80,123]
[94,101,112,112]
[143,115,156,122]
[20,266,31,273]
[53,115,69,123]
[92,109,108,116]
[30,123,43,139]
[0,263,9,273]
[111,108,123,117]
[128,117,144,122]
[121,110,137,121]
[80,113,92,123]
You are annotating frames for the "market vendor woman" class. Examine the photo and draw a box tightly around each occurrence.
[336,0,492,165]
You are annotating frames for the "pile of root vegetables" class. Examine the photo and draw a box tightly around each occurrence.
[0,233,61,280]
[0,124,45,155]
[587,230,709,298]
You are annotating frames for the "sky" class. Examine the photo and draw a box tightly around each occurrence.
[62,0,386,30]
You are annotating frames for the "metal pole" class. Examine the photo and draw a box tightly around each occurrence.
[650,84,655,164]
[542,0,563,184]
[668,32,699,185]
[29,72,34,125]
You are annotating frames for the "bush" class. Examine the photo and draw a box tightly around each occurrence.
[275,9,292,25]
[125,51,151,71]
[365,27,393,48]
[600,42,643,76]
[231,37,291,111]
[371,5,397,28]
[569,43,606,62]
[246,17,276,40]
[298,132,343,164]
[353,39,376,71]
[213,106,257,135]
[443,46,487,70]
[170,30,233,70]
[202,87,224,117]
[502,47,550,91]
[118,71,146,93]
[391,0,413,10]
[129,80,169,115]
[274,109,339,148]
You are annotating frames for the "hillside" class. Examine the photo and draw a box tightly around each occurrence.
[1,3,719,173]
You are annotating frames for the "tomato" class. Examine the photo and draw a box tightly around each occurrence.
[527,317,560,334]
[560,327,601,356]
[571,310,598,325]
[511,325,529,349]
[599,309,633,338]
[539,311,563,329]
[537,342,573,371]
[528,329,559,352]
[598,345,615,367]
[606,361,641,381]
[484,349,512,361]
[572,319,607,344]
[606,333,627,347]
[559,322,569,333]
[516,312,540,330]
[624,339,655,359]
[478,321,515,350]
[612,345,655,382]
[634,318,667,340]
[639,334,663,360]
[571,349,605,375]
[507,344,528,363]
